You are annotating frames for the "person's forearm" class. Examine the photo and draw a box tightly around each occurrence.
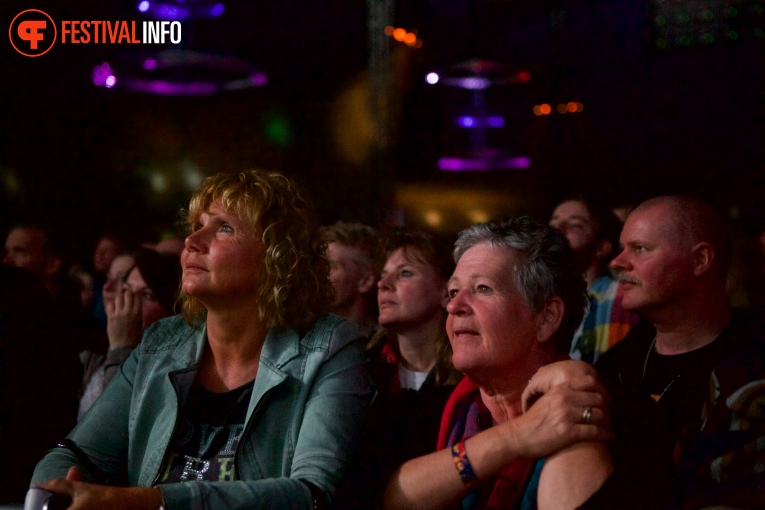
[537,442,613,510]
[383,425,520,510]
[121,487,164,510]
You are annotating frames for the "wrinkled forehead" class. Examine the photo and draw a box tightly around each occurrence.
[454,242,519,278]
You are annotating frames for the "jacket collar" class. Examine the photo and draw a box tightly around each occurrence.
[166,321,303,423]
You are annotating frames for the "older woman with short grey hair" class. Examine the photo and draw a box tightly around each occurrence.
[384,217,613,510]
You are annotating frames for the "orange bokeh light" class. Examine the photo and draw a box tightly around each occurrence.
[567,102,577,113]
[404,33,417,45]
[393,28,406,41]
[540,104,552,115]
[576,102,584,112]
[557,103,567,114]
[533,105,542,116]
[384,26,394,36]
[414,40,423,48]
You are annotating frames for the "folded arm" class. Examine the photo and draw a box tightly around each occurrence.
[383,378,612,510]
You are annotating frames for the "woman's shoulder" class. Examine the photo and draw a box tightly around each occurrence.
[139,315,203,353]
[300,314,365,356]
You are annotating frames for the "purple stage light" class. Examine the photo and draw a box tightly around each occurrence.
[454,114,505,129]
[138,0,226,20]
[155,5,186,20]
[486,116,505,127]
[93,50,266,96]
[427,59,530,90]
[92,62,116,87]
[458,77,491,90]
[251,73,267,86]
[438,155,530,172]
[458,116,476,128]
[209,3,225,17]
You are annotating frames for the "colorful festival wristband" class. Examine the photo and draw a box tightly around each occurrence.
[451,440,479,487]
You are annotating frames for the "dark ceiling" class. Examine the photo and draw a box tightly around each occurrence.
[1,0,763,261]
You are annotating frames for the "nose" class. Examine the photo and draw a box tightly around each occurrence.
[184,227,207,253]
[446,288,470,316]
[610,249,629,272]
[549,219,563,232]
[377,273,393,291]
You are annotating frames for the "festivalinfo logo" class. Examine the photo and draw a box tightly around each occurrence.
[9,9,182,57]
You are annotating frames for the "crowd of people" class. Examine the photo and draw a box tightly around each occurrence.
[1,170,763,509]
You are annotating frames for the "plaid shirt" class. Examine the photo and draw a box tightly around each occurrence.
[570,275,640,365]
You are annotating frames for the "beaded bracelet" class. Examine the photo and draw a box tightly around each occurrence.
[451,440,478,487]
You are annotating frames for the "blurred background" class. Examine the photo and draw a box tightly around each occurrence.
[1,0,764,264]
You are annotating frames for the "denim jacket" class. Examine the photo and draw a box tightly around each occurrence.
[31,314,372,510]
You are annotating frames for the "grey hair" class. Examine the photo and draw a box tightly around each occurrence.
[453,216,588,354]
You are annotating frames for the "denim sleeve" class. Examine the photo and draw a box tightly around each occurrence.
[30,346,138,486]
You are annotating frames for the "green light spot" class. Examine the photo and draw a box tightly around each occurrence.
[680,35,691,46]
[703,9,714,20]
[728,30,739,40]
[656,15,667,26]
[679,13,691,23]
[701,33,714,43]
[756,28,764,37]
[755,4,763,14]
[261,111,293,148]
[728,7,738,16]
[656,38,667,49]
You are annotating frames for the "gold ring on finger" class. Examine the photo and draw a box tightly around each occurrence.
[582,406,593,424]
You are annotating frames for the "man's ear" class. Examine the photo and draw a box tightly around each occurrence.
[691,242,714,277]
[594,239,613,261]
[536,297,564,344]
[358,271,377,294]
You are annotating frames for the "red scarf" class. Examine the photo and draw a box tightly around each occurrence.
[438,377,535,510]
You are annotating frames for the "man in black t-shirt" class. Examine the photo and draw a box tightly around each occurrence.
[585,195,762,509]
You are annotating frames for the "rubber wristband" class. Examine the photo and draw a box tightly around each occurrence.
[451,440,478,487]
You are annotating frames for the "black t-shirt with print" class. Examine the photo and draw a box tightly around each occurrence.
[157,379,253,484]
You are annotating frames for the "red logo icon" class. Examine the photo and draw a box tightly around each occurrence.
[9,9,57,57]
